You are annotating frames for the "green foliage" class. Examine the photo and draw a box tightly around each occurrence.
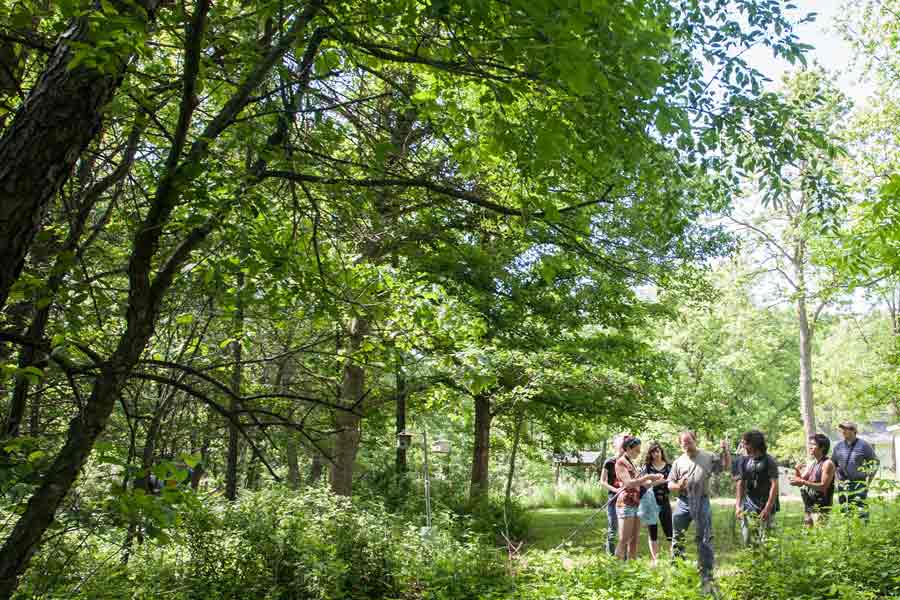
[503,551,705,600]
[14,486,511,600]
[523,482,606,510]
[655,262,802,441]
[1,0,872,597]
[723,500,900,600]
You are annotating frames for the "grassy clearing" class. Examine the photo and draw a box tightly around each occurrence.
[526,496,806,566]
[522,482,607,509]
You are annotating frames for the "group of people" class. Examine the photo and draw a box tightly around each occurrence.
[597,422,880,589]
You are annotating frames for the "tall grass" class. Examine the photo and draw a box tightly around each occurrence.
[523,482,606,509]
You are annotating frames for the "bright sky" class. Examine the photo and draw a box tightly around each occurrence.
[743,0,874,104]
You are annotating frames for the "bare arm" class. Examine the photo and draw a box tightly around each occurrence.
[803,460,835,492]
[599,478,618,493]
[598,462,619,493]
[735,479,744,516]
[761,478,778,519]
[616,462,656,489]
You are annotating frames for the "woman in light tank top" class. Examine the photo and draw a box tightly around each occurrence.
[790,433,836,526]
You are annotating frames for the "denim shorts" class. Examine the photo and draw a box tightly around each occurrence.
[617,505,639,519]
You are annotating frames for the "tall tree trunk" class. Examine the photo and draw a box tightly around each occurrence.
[470,392,493,504]
[275,357,301,489]
[225,272,244,501]
[308,451,325,485]
[285,433,301,489]
[504,413,524,514]
[6,123,137,437]
[0,291,176,597]
[395,360,408,475]
[797,296,816,439]
[0,1,159,311]
[327,86,416,496]
[795,240,816,439]
[330,317,367,496]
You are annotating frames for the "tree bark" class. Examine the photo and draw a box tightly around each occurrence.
[0,1,159,311]
[504,413,524,514]
[6,123,138,438]
[225,272,244,501]
[395,360,408,475]
[278,359,301,489]
[329,316,367,496]
[308,451,325,485]
[795,240,816,440]
[470,392,493,504]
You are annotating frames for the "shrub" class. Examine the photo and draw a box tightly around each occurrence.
[722,498,900,600]
[573,481,605,507]
[14,486,510,600]
[522,483,558,509]
[504,549,705,600]
[523,482,605,509]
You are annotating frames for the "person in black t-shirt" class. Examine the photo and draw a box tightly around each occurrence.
[598,433,627,555]
[641,441,672,565]
[735,430,779,546]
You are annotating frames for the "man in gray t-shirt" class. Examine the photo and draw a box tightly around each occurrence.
[831,421,879,519]
[668,432,731,588]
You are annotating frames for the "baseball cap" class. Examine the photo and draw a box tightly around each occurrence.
[838,421,858,432]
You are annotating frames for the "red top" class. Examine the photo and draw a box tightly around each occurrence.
[615,455,641,507]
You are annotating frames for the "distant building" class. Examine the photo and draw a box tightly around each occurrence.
[889,423,900,478]
[862,420,895,478]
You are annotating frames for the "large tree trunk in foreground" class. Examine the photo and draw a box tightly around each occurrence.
[6,124,138,438]
[470,392,493,504]
[0,1,159,311]
[0,290,167,598]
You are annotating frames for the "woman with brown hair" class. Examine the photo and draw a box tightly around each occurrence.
[641,441,672,564]
[615,436,664,560]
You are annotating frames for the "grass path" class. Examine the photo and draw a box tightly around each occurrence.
[525,497,806,567]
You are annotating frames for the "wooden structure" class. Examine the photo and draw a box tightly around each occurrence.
[552,450,606,485]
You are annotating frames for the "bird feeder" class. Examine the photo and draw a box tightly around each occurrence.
[431,439,450,454]
[396,431,413,450]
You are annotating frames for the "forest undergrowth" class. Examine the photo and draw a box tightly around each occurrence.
[7,486,900,600]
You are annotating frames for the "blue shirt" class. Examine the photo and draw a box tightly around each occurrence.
[831,438,877,481]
